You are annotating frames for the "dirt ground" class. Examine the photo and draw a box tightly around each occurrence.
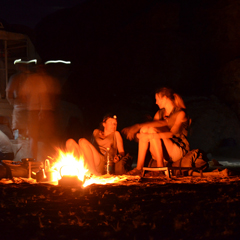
[1,170,240,240]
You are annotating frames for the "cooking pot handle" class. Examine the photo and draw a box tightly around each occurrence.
[45,159,50,171]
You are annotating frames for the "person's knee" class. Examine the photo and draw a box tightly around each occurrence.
[148,127,157,134]
[140,126,148,133]
[78,138,89,148]
[66,138,77,149]
[140,126,157,133]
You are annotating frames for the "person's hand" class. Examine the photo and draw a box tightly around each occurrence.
[121,124,140,141]
[113,155,120,163]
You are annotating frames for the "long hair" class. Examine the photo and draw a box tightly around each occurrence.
[98,113,118,131]
[155,87,186,109]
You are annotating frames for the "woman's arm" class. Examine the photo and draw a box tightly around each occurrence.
[113,131,125,163]
[115,131,125,155]
[137,110,187,141]
[121,111,168,141]
[153,110,187,138]
[169,110,187,135]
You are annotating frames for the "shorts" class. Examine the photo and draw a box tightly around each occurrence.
[150,141,186,164]
[169,144,185,162]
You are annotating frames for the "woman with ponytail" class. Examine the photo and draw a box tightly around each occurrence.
[122,87,190,176]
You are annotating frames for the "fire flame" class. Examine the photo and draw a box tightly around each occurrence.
[45,148,128,187]
[50,150,89,182]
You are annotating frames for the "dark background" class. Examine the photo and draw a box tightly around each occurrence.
[2,0,240,154]
[1,3,240,239]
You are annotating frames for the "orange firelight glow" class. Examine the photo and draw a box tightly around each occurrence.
[51,150,89,182]
[45,148,128,187]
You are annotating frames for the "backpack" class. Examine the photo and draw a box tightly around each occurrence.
[171,149,209,176]
[114,153,133,175]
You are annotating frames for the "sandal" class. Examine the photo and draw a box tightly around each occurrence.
[127,168,142,176]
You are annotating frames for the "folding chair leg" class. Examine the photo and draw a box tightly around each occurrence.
[165,169,171,178]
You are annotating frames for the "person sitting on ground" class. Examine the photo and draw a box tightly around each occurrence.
[122,87,190,176]
[66,113,131,176]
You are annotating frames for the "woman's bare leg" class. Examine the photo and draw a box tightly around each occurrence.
[149,138,164,167]
[162,138,175,156]
[66,138,82,159]
[78,138,101,176]
[137,127,166,168]
[136,126,158,169]
[66,138,101,176]
[147,127,164,167]
[136,138,149,169]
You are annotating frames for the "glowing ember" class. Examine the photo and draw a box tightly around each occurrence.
[83,175,128,187]
[46,148,129,187]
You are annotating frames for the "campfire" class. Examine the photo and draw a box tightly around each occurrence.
[40,145,128,187]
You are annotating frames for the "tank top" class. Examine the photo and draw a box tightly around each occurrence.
[92,129,118,157]
[158,107,190,152]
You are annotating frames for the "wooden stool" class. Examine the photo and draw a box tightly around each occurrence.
[142,167,171,178]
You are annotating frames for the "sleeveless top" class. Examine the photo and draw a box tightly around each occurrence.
[92,129,118,157]
[158,107,190,152]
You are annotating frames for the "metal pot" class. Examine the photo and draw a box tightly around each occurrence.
[36,169,44,182]
[46,171,54,181]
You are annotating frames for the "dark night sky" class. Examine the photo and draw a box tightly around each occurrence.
[2,0,240,151]
[0,0,86,28]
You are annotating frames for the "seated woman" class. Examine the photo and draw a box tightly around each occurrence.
[122,87,190,176]
[66,113,128,176]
